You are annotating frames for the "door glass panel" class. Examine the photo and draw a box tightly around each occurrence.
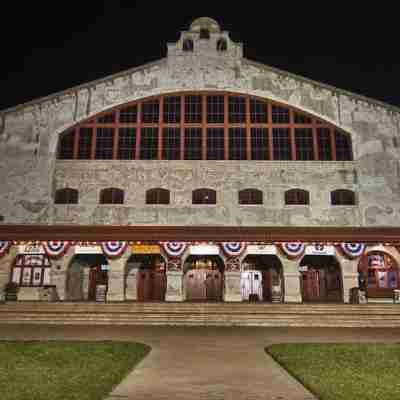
[33,268,42,286]
[368,270,377,286]
[378,271,387,288]
[22,268,32,285]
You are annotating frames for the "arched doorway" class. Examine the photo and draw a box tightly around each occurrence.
[183,255,224,301]
[300,256,343,303]
[358,252,399,298]
[241,255,283,302]
[126,254,167,302]
[66,254,109,301]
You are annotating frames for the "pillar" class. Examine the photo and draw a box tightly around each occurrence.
[0,246,17,301]
[338,255,359,304]
[125,265,139,301]
[106,253,130,302]
[281,257,302,303]
[166,258,184,302]
[51,246,75,301]
[223,256,242,302]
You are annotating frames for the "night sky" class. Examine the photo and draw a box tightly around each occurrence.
[1,3,399,111]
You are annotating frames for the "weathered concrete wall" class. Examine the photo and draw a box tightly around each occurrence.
[1,18,400,227]
[52,160,360,226]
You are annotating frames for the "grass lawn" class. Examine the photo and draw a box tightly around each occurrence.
[267,344,400,400]
[0,341,150,400]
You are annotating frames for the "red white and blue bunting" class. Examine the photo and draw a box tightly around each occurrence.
[0,241,11,258]
[101,241,128,259]
[42,241,70,258]
[221,242,247,257]
[281,242,306,259]
[162,242,187,257]
[340,243,366,259]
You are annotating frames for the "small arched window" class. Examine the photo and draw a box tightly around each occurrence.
[146,188,170,205]
[217,38,227,52]
[200,28,210,39]
[0,215,4,222]
[285,189,310,206]
[55,188,79,205]
[58,131,75,160]
[183,38,194,52]
[100,188,124,205]
[239,189,263,205]
[193,189,216,205]
[331,189,356,206]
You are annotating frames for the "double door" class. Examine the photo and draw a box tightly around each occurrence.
[88,266,108,301]
[241,271,263,301]
[137,270,166,301]
[185,269,222,301]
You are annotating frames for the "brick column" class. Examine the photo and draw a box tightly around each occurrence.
[0,246,17,301]
[337,254,359,304]
[281,257,302,303]
[106,252,130,302]
[224,257,242,302]
[51,246,75,301]
[166,258,184,302]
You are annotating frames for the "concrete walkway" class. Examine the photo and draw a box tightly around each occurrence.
[1,326,400,400]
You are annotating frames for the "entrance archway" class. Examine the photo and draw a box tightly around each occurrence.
[358,252,399,298]
[66,254,109,301]
[126,254,166,302]
[300,256,343,303]
[241,255,284,302]
[183,255,224,301]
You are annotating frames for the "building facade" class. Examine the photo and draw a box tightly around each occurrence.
[1,18,400,304]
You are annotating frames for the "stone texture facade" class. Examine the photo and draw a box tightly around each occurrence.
[0,18,399,227]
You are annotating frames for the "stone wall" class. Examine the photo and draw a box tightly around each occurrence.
[1,18,400,226]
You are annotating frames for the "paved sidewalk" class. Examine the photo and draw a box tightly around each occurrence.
[1,325,399,400]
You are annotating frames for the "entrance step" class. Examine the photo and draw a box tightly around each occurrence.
[1,302,400,327]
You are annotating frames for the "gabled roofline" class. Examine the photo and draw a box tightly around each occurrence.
[244,58,400,114]
[1,56,399,116]
[0,58,167,115]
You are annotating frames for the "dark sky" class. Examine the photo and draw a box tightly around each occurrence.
[1,2,399,110]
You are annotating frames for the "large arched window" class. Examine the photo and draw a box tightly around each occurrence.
[217,38,227,52]
[55,188,79,205]
[239,189,263,205]
[57,93,353,162]
[146,188,170,205]
[200,28,210,39]
[285,189,310,206]
[331,189,356,206]
[99,188,124,205]
[193,189,216,205]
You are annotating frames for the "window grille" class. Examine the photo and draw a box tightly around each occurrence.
[331,190,356,206]
[100,188,124,205]
[193,189,216,205]
[146,188,170,205]
[55,188,79,205]
[285,189,310,205]
[239,189,263,205]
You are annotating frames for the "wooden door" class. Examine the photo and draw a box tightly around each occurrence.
[302,270,320,302]
[262,270,272,302]
[153,272,167,301]
[88,266,105,301]
[137,270,153,301]
[205,270,222,301]
[185,270,206,301]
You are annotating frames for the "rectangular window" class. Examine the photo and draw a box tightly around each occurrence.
[59,131,75,160]
[98,112,116,124]
[250,99,268,123]
[164,96,181,123]
[207,95,225,124]
[294,113,312,124]
[185,128,202,160]
[142,100,160,123]
[272,105,290,124]
[207,128,225,160]
[229,128,247,160]
[185,95,202,123]
[229,97,246,123]
[118,128,136,160]
[295,128,314,160]
[140,128,158,160]
[119,106,137,123]
[95,128,114,159]
[251,128,269,160]
[273,128,291,160]
[335,131,353,161]
[317,128,332,161]
[77,128,93,160]
[163,128,181,160]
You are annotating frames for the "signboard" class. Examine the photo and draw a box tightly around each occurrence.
[132,245,161,254]
[299,266,309,272]
[247,245,277,255]
[190,245,220,256]
[305,245,335,256]
[75,246,103,254]
[101,264,109,271]
[18,244,45,255]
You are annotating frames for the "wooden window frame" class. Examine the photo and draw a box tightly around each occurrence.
[146,188,170,205]
[55,188,79,205]
[99,188,124,205]
[331,189,356,206]
[192,189,217,205]
[285,189,310,206]
[239,189,263,205]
